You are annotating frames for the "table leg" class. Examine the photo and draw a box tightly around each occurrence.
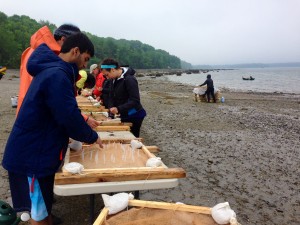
[134,191,140,199]
[89,194,95,224]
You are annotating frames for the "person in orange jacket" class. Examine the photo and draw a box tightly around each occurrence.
[16,24,99,128]
[90,64,106,102]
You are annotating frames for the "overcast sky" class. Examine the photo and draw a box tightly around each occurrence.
[1,0,300,65]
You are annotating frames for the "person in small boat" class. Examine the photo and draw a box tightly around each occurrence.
[199,74,216,103]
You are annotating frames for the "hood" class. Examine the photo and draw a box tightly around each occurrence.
[124,67,136,77]
[30,26,61,54]
[27,43,78,79]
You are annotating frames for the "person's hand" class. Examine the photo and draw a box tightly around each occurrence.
[109,107,118,115]
[86,116,100,128]
[96,136,103,148]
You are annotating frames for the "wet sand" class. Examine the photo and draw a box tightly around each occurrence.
[0,70,299,224]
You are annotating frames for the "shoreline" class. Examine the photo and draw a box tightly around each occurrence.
[5,69,300,95]
[0,70,299,225]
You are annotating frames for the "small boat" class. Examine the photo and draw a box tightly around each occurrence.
[242,76,255,80]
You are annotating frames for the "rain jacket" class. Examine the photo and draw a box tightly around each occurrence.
[16,26,61,116]
[108,67,145,120]
[76,70,88,89]
[200,77,214,90]
[2,44,98,178]
[92,72,106,97]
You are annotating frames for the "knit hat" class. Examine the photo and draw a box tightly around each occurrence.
[90,64,98,73]
[54,24,80,37]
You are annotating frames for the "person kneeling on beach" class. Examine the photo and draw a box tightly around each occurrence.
[2,32,103,225]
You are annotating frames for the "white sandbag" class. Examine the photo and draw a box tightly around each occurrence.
[130,140,143,149]
[102,193,134,215]
[146,157,163,167]
[214,88,220,94]
[211,202,240,225]
[93,102,101,106]
[193,87,220,95]
[193,87,206,95]
[63,162,84,174]
[99,112,109,117]
[68,140,82,151]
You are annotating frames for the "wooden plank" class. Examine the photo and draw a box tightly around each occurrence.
[93,207,109,225]
[79,105,107,111]
[82,138,143,145]
[95,126,130,132]
[78,104,101,107]
[77,101,93,105]
[55,168,186,185]
[98,121,132,127]
[128,200,212,215]
[98,120,122,126]
[145,146,159,153]
[98,131,136,141]
[141,145,156,159]
[83,167,165,172]
[80,108,108,113]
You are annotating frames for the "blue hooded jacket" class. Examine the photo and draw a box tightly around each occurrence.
[2,44,98,178]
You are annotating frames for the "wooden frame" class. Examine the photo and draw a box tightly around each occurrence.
[93,199,212,225]
[97,131,137,142]
[79,105,108,112]
[95,125,130,132]
[55,143,185,185]
[55,96,184,186]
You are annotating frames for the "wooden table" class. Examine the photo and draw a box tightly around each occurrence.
[54,142,185,224]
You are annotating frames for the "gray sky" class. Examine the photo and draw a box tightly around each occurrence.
[1,0,300,65]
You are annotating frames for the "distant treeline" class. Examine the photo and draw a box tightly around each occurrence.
[193,62,300,69]
[0,11,183,69]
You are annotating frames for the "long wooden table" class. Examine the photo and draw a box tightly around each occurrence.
[54,138,185,224]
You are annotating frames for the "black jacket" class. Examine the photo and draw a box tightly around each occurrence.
[200,78,214,89]
[101,78,111,108]
[108,67,144,119]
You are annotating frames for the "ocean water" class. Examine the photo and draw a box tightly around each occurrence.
[158,67,300,94]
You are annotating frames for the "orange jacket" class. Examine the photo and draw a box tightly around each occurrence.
[92,72,106,98]
[16,26,88,121]
[16,26,61,115]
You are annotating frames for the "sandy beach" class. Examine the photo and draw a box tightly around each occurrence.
[0,69,299,225]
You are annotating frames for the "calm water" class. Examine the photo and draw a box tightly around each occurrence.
[158,67,300,94]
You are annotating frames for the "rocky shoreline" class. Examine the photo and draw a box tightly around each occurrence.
[0,70,299,224]
[135,68,231,77]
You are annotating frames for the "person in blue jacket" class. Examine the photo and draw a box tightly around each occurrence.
[2,32,103,225]
[100,58,146,137]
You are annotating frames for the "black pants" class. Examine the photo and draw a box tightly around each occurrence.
[206,88,216,103]
[122,118,144,137]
